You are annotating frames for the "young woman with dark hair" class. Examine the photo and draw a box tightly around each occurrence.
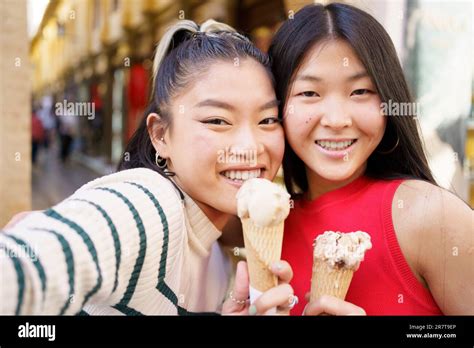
[269,2,473,315]
[0,19,295,315]
[4,4,472,317]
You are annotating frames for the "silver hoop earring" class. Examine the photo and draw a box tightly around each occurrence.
[155,152,167,169]
[377,135,400,155]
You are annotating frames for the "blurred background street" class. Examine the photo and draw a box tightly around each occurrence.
[31,140,99,209]
[0,0,473,225]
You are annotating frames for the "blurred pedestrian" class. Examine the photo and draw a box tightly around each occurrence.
[57,106,78,163]
[31,110,44,164]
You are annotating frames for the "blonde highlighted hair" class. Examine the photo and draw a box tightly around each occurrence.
[118,19,273,174]
[152,19,249,92]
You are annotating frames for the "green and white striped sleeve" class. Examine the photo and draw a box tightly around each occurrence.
[0,168,185,315]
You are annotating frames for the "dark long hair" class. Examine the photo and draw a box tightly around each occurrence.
[268,3,437,196]
[117,19,272,174]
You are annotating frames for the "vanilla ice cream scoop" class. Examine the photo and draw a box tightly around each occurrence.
[236,178,290,227]
[314,231,372,270]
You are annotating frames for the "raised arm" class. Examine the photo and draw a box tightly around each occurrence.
[0,169,183,315]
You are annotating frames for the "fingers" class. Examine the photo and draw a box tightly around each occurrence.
[269,260,293,284]
[222,261,249,315]
[222,260,294,315]
[303,295,366,316]
[246,260,294,315]
[233,261,250,302]
[304,292,310,302]
[250,283,294,315]
[277,292,298,316]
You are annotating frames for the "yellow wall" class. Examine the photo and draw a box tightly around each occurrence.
[0,0,31,225]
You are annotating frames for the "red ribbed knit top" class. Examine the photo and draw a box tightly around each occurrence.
[282,175,443,315]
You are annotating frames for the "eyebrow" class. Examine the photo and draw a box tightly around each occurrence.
[346,71,370,81]
[295,71,370,82]
[194,99,236,111]
[194,99,279,112]
[258,99,280,111]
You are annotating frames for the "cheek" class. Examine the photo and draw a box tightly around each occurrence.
[354,102,386,141]
[172,128,220,169]
[283,101,317,142]
[264,128,285,164]
[190,133,221,165]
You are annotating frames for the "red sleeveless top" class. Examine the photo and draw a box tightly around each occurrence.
[282,175,443,315]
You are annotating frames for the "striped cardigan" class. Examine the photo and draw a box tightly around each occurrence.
[0,168,232,315]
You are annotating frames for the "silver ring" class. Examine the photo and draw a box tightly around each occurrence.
[288,295,299,309]
[229,291,247,306]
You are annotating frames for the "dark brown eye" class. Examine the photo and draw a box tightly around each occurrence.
[202,118,230,125]
[299,91,319,97]
[351,89,371,96]
[259,117,280,125]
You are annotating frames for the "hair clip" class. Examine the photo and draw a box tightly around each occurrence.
[192,31,204,39]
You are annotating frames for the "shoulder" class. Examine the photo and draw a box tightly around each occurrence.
[74,168,181,205]
[70,167,186,232]
[393,179,473,314]
[71,168,187,266]
[392,179,472,249]
[393,179,472,228]
[76,168,174,193]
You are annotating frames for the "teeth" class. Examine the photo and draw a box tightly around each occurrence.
[316,140,355,151]
[222,169,261,181]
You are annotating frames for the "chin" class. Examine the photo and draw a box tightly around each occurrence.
[314,164,359,183]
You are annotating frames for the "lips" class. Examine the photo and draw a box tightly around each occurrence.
[315,139,357,151]
[221,169,261,181]
[314,138,358,160]
[219,166,266,188]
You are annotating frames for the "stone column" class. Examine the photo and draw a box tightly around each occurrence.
[0,0,31,226]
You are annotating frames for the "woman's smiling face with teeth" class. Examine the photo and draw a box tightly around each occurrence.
[158,59,284,222]
[283,39,386,197]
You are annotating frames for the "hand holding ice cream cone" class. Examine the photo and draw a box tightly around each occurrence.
[236,178,291,314]
[222,260,296,315]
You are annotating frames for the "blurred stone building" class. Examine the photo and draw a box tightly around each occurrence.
[29,0,288,170]
[1,0,470,224]
[0,0,31,225]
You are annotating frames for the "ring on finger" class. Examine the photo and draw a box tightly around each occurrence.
[229,291,248,307]
[287,294,299,309]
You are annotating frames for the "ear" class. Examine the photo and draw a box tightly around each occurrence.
[146,113,170,158]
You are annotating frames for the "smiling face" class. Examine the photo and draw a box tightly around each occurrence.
[150,59,284,227]
[283,39,386,199]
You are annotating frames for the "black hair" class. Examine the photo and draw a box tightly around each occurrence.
[268,2,437,196]
[117,19,272,174]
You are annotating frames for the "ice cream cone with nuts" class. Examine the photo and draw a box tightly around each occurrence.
[310,231,372,302]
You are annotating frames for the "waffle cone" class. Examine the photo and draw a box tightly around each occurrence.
[241,218,284,292]
[310,259,354,301]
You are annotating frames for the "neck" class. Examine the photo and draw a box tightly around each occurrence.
[194,201,231,231]
[220,216,245,247]
[306,164,366,201]
[168,175,230,231]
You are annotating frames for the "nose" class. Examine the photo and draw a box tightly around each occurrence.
[320,97,352,130]
[229,125,264,163]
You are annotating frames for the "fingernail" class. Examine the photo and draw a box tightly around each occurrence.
[270,262,282,271]
[248,305,257,316]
